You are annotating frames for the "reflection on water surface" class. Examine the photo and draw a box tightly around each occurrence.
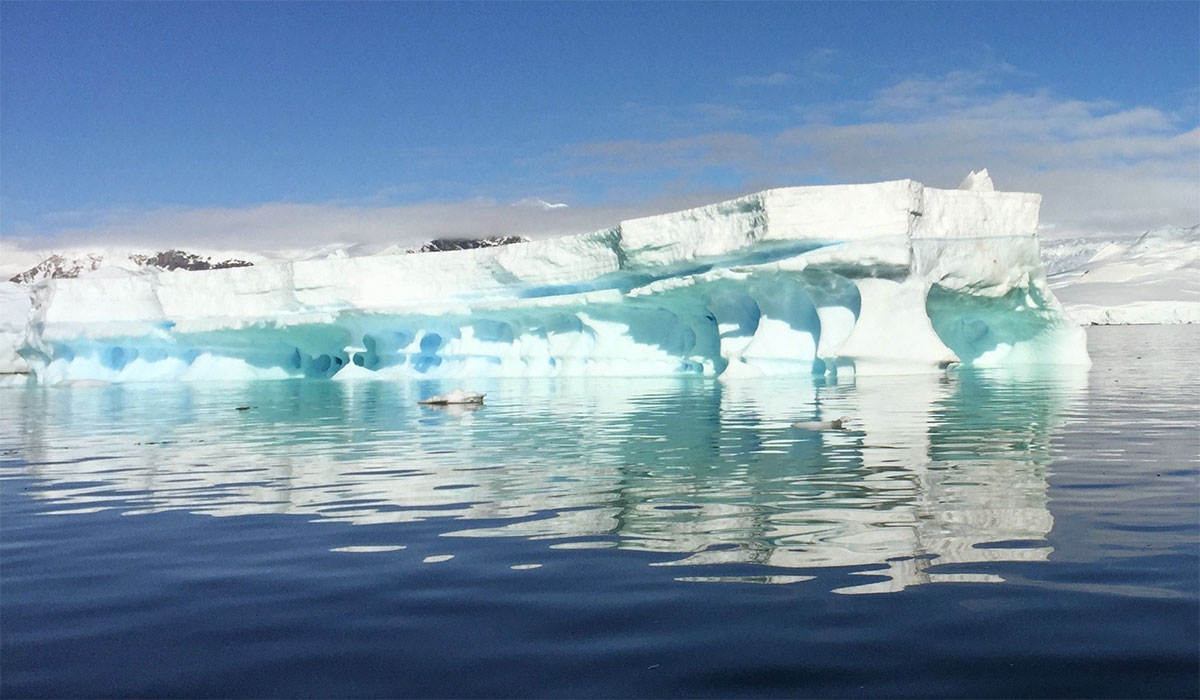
[5,365,1086,594]
[3,327,1198,698]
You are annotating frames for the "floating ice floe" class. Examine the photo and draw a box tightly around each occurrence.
[418,389,486,405]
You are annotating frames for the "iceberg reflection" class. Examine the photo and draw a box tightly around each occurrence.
[2,367,1085,593]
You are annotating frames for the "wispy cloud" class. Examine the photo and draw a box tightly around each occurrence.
[870,61,1023,113]
[731,71,796,87]
[2,195,722,262]
[8,62,1196,255]
[566,63,1200,236]
[732,48,842,87]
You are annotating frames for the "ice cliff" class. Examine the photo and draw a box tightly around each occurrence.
[5,174,1090,384]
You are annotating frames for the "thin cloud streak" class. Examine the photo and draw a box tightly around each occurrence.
[566,66,1200,237]
[2,195,726,259]
[732,48,842,87]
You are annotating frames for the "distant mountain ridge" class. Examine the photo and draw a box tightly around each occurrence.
[128,250,254,273]
[8,249,254,284]
[8,253,107,285]
[417,236,528,253]
[8,237,531,284]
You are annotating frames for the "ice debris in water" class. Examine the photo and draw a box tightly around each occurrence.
[3,174,1091,384]
[791,416,851,430]
[418,389,486,405]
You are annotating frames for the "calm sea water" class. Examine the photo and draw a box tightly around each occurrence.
[2,325,1197,698]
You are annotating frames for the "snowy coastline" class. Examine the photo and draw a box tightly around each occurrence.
[1043,225,1199,326]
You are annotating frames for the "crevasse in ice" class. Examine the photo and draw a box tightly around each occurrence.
[9,175,1090,384]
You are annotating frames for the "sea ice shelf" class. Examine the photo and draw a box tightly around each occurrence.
[9,174,1090,384]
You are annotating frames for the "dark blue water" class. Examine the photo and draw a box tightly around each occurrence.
[2,325,1197,698]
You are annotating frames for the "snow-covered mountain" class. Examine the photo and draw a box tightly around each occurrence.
[6,252,108,285]
[7,249,255,284]
[5,237,531,285]
[417,236,529,253]
[1045,225,1199,325]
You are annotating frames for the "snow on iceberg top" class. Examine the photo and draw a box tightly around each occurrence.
[957,169,995,192]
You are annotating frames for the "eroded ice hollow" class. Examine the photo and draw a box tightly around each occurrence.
[17,175,1089,384]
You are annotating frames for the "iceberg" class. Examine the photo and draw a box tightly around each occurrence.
[1,282,33,381]
[7,174,1089,384]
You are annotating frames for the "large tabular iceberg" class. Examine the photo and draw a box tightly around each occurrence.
[9,173,1089,384]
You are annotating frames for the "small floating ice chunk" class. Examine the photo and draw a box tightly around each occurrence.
[418,389,485,405]
[424,402,481,415]
[791,416,851,430]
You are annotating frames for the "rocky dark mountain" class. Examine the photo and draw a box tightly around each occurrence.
[8,253,106,284]
[9,250,254,284]
[128,250,253,272]
[8,239,529,284]
[417,236,528,253]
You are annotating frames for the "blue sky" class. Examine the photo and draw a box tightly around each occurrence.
[2,1,1197,250]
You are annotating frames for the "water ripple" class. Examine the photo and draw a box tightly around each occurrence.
[2,327,1197,601]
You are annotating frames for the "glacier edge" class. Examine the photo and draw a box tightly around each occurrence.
[9,177,1090,384]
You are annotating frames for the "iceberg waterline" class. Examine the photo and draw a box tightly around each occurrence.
[6,176,1089,384]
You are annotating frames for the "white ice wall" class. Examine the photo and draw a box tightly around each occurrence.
[0,282,32,379]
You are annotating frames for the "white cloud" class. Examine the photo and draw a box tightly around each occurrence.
[8,63,1196,253]
[565,65,1200,237]
[870,62,1024,114]
[1071,106,1175,137]
[512,197,568,210]
[2,195,723,259]
[732,49,843,87]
